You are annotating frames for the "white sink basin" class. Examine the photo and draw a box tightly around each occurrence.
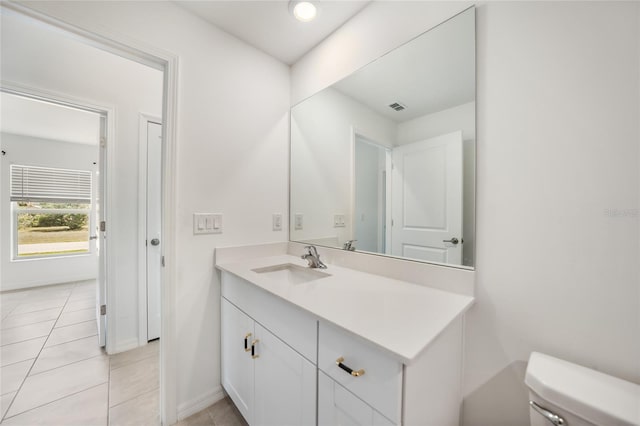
[252,263,330,285]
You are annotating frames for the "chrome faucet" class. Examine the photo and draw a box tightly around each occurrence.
[342,240,357,251]
[301,245,327,269]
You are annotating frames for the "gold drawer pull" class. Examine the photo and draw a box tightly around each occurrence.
[336,356,365,377]
[244,333,252,352]
[251,339,260,359]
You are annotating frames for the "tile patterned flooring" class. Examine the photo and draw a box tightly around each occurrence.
[0,281,247,426]
[0,281,246,426]
[176,398,247,426]
[0,280,159,425]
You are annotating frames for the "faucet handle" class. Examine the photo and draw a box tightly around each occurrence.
[304,245,318,256]
[343,240,357,251]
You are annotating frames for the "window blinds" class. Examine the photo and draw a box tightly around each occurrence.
[10,165,92,203]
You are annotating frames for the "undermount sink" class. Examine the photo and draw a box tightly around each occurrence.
[252,263,330,285]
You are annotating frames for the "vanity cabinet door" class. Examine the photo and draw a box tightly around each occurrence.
[253,323,316,426]
[221,298,254,425]
[318,371,396,426]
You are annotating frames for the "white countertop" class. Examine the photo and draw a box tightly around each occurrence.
[216,253,474,364]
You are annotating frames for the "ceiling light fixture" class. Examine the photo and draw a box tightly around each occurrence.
[290,1,317,22]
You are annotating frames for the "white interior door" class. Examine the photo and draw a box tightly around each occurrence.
[391,131,463,265]
[96,114,107,347]
[146,121,162,341]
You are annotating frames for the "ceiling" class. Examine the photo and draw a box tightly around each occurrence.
[0,92,101,145]
[332,7,475,122]
[175,1,370,65]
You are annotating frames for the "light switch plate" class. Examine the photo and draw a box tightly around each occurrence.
[194,213,222,234]
[334,214,346,228]
[294,213,303,230]
[272,213,282,231]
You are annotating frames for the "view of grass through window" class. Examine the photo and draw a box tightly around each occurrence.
[16,202,90,257]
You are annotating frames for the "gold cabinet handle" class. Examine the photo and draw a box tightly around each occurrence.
[251,339,260,359]
[244,333,252,352]
[336,356,365,377]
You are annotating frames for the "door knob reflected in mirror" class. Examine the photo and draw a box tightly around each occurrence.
[443,237,460,245]
[150,238,160,246]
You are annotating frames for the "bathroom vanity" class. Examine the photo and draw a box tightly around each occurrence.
[216,7,477,425]
[215,244,474,426]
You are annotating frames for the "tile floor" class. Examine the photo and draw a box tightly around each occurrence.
[176,398,247,426]
[0,280,160,425]
[0,280,246,426]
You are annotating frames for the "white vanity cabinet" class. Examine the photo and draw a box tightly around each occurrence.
[221,273,318,426]
[218,259,471,426]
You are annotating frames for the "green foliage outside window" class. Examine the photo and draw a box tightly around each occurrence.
[18,213,88,230]
[16,202,90,231]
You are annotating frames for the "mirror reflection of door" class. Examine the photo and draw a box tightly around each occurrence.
[354,135,391,254]
[391,131,463,265]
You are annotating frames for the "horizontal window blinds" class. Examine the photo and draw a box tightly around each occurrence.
[10,165,91,203]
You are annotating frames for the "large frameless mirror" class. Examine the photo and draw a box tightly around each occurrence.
[290,7,476,268]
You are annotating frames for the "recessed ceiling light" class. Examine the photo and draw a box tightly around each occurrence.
[290,1,317,22]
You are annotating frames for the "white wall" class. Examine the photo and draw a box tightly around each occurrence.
[397,102,476,266]
[1,10,163,352]
[0,133,98,290]
[10,0,291,418]
[397,101,475,145]
[292,2,640,425]
[291,87,396,245]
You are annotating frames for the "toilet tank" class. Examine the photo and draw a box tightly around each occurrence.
[525,352,640,426]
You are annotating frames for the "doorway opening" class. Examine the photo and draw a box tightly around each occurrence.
[352,134,392,255]
[0,89,107,342]
[1,2,178,423]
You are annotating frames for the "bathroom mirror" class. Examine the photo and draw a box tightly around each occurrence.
[290,7,475,268]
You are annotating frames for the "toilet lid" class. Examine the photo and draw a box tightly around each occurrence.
[525,352,640,426]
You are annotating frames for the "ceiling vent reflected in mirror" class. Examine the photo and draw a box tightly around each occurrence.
[389,102,407,112]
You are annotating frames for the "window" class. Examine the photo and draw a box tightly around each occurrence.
[11,165,92,258]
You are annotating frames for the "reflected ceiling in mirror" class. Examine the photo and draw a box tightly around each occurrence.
[290,7,476,268]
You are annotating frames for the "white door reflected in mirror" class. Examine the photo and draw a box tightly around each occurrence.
[391,131,462,265]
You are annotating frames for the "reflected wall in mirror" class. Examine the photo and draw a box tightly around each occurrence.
[290,7,476,268]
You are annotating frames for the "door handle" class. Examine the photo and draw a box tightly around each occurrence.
[150,238,160,246]
[443,237,460,245]
[89,236,98,240]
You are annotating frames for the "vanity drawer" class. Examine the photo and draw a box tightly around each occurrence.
[319,371,396,426]
[318,321,403,423]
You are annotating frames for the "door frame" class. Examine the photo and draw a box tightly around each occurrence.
[1,3,181,425]
[138,113,162,345]
[0,84,114,347]
[349,126,393,253]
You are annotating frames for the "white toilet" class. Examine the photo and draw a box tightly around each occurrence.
[525,352,640,426]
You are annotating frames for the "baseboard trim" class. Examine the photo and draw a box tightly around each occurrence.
[1,275,98,292]
[110,338,140,355]
[177,386,225,421]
